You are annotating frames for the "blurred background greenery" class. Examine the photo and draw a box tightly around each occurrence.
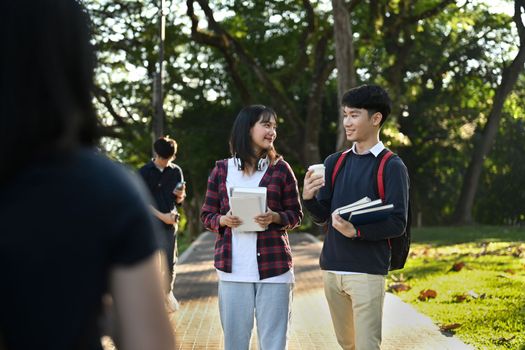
[82,0,525,239]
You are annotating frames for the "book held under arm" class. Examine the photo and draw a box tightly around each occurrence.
[229,187,267,232]
[337,197,382,220]
[336,196,371,212]
[335,196,394,224]
[349,204,394,225]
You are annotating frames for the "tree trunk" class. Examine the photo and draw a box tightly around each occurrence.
[453,0,525,224]
[304,87,323,165]
[152,0,166,142]
[332,0,357,151]
[152,72,164,141]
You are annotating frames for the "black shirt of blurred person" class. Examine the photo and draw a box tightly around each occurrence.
[1,0,174,348]
[0,149,163,350]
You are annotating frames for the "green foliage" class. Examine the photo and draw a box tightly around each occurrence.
[390,226,525,349]
[476,83,525,225]
[83,0,525,228]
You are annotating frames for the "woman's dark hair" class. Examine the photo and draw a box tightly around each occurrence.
[341,84,392,126]
[229,105,279,171]
[0,1,98,183]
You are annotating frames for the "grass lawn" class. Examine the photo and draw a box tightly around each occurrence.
[388,226,525,350]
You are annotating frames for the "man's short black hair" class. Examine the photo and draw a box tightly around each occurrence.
[154,137,177,159]
[341,85,392,126]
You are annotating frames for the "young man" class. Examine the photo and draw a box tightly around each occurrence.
[139,137,186,312]
[302,85,409,349]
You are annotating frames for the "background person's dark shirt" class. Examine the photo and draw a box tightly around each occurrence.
[139,160,183,231]
[0,148,162,350]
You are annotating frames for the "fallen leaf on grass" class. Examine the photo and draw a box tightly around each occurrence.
[388,283,411,293]
[495,335,516,344]
[511,246,523,258]
[504,269,515,275]
[418,289,437,301]
[478,242,489,256]
[467,290,483,299]
[439,323,461,332]
[415,247,431,257]
[452,293,468,302]
[390,273,407,282]
[450,262,465,272]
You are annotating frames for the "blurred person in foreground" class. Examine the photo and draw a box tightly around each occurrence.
[0,1,175,350]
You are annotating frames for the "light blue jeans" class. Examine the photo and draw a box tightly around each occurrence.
[218,280,293,350]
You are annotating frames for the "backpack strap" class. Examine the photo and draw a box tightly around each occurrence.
[375,149,394,247]
[377,150,394,201]
[331,149,352,191]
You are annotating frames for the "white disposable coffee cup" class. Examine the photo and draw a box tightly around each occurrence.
[308,163,325,181]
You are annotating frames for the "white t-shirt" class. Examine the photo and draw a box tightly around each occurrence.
[216,158,294,283]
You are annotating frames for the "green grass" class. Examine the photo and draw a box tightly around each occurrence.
[389,226,525,349]
[177,231,193,255]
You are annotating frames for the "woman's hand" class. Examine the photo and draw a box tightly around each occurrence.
[219,211,243,228]
[254,209,280,229]
[331,210,357,238]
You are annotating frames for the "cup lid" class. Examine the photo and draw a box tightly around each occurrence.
[308,164,325,170]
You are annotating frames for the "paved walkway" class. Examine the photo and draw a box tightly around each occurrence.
[171,232,473,350]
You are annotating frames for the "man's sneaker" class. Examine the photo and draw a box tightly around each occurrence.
[165,293,180,313]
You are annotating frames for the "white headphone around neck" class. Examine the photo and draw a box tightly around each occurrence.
[234,156,269,171]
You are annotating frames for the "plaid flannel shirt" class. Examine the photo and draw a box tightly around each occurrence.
[201,158,303,280]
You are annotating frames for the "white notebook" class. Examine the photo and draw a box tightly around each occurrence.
[230,187,267,232]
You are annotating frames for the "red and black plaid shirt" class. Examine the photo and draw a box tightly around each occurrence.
[201,158,303,280]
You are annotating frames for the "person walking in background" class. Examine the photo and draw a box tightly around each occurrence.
[201,105,303,350]
[0,1,175,350]
[302,85,410,350]
[139,136,186,313]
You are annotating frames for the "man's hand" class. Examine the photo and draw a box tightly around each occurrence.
[173,183,186,204]
[161,212,177,225]
[219,211,243,228]
[254,209,280,229]
[302,170,325,200]
[151,206,178,225]
[331,211,357,238]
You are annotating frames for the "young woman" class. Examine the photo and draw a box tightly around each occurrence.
[201,105,303,350]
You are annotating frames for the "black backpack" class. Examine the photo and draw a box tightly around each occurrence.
[330,148,411,271]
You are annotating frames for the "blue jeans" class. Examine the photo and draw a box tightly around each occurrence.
[218,280,293,350]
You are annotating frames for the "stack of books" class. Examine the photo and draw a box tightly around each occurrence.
[229,187,267,232]
[336,196,394,225]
